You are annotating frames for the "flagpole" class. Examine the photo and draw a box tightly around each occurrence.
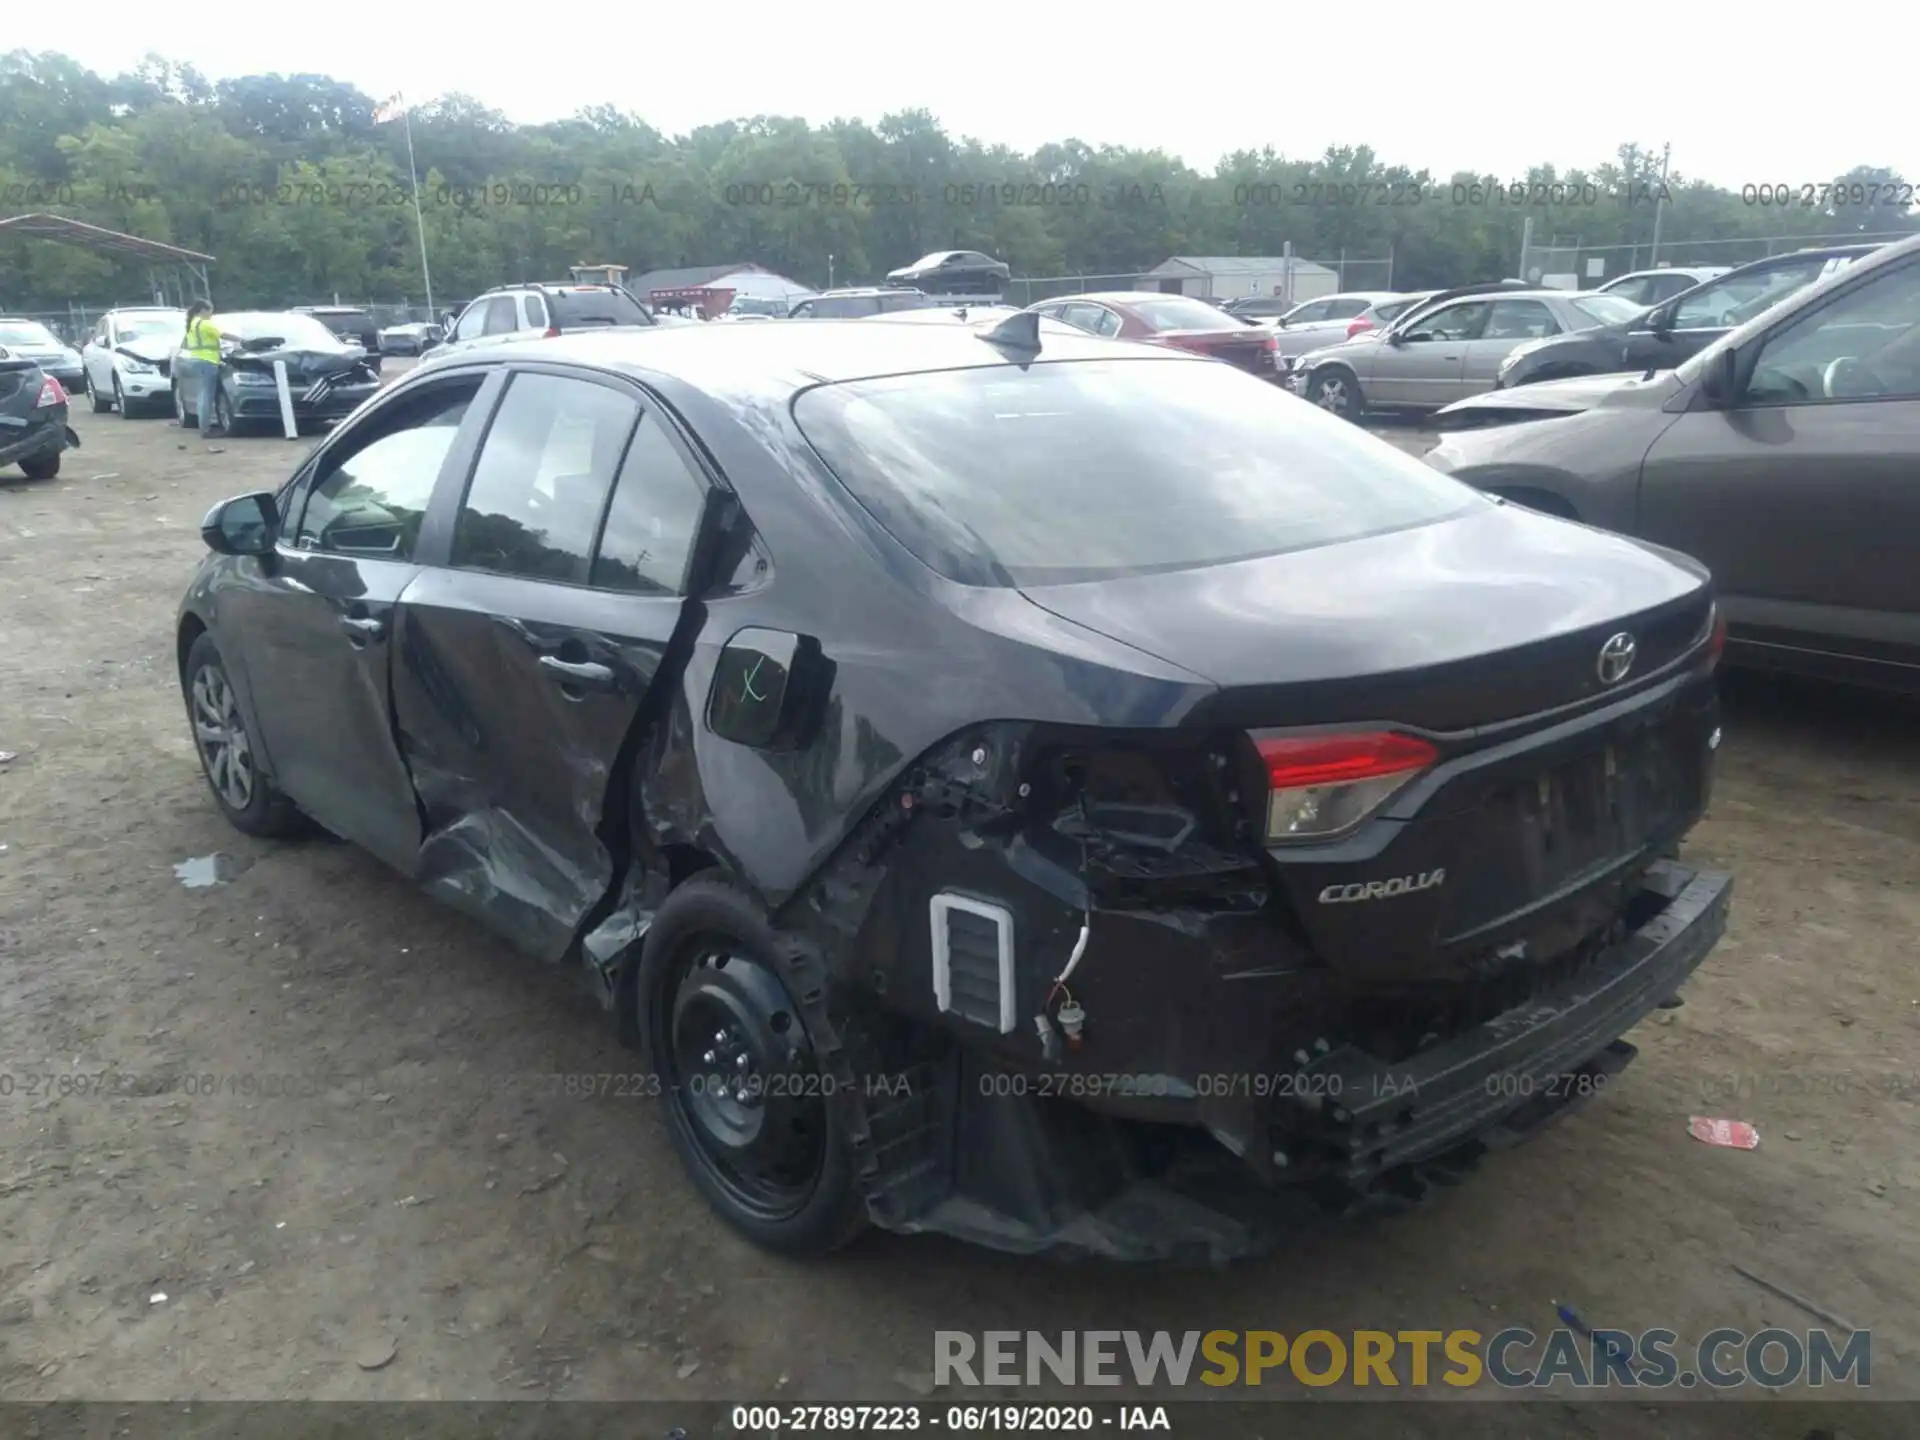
[399,100,436,320]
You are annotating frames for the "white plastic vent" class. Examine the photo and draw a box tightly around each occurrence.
[930,892,1016,1034]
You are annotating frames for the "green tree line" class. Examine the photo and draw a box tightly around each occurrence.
[2,49,1914,309]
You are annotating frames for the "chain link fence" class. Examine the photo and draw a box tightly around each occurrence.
[1519,230,1914,289]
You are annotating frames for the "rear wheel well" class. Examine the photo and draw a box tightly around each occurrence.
[1490,486,1579,521]
[663,843,719,891]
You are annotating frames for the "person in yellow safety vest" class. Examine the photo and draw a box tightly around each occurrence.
[180,301,226,438]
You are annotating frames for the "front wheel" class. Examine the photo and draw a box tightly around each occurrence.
[1308,369,1362,420]
[213,388,239,436]
[87,371,111,413]
[636,876,867,1256]
[182,633,302,836]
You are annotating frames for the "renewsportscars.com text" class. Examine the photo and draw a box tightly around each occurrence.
[934,1328,1870,1390]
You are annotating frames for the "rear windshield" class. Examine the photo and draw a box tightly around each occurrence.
[549,288,655,327]
[792,358,1478,586]
[0,321,59,346]
[1126,296,1249,332]
[812,294,894,318]
[311,310,375,333]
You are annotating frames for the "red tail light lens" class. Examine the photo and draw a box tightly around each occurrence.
[35,376,66,408]
[1256,731,1438,841]
[1347,317,1376,339]
[1707,603,1727,669]
[544,326,561,339]
[1261,335,1278,353]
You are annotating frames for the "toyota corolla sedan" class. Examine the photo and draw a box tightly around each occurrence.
[178,314,1732,1259]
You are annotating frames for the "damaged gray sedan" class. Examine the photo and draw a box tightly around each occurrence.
[176,315,1732,1259]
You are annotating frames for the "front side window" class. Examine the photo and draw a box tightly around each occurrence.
[793,358,1478,587]
[1406,301,1490,341]
[452,373,640,583]
[1672,258,1831,330]
[1568,294,1646,328]
[1744,259,1920,406]
[296,386,477,558]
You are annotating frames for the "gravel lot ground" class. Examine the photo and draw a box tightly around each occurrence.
[1,377,1915,1431]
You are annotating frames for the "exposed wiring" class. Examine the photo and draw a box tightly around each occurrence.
[1044,832,1093,1011]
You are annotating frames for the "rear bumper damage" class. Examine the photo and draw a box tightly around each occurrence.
[849,860,1729,1261]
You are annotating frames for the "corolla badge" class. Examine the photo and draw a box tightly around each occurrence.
[1319,869,1446,904]
[1597,632,1637,685]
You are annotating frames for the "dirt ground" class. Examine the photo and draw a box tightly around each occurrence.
[0,380,1916,1428]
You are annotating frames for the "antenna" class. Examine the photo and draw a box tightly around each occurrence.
[976,309,1041,355]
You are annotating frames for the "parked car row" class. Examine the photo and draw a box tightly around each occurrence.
[177,303,1732,1258]
[1429,231,1920,693]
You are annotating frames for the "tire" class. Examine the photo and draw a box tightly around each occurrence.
[634,875,868,1256]
[181,633,302,837]
[213,387,239,436]
[1308,368,1362,420]
[87,371,111,413]
[18,451,60,481]
[174,383,198,429]
[112,375,136,418]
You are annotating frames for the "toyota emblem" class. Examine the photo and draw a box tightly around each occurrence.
[1597,632,1637,685]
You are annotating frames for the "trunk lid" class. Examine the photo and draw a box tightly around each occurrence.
[1018,501,1711,733]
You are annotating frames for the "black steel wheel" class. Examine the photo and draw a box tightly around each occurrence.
[637,876,867,1254]
[181,632,302,836]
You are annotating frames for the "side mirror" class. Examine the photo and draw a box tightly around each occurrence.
[201,491,280,557]
[1646,305,1675,337]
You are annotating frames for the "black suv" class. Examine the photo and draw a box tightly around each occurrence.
[293,306,383,375]
[1495,244,1886,389]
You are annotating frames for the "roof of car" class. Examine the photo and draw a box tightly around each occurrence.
[424,315,1198,393]
[810,286,924,297]
[1035,292,1224,306]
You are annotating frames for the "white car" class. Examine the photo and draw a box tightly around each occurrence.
[80,307,186,418]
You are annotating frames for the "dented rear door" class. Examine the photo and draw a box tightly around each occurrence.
[393,368,709,961]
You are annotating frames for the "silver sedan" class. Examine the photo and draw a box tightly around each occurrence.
[1289,289,1646,419]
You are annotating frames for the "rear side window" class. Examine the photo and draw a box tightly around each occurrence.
[793,358,1477,587]
[523,294,549,329]
[590,413,709,595]
[453,374,640,582]
[549,287,653,328]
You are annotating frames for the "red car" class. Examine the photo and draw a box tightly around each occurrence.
[1026,292,1282,379]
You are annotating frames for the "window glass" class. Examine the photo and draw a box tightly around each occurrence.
[1056,303,1105,334]
[1323,298,1373,320]
[1603,276,1655,307]
[549,288,653,326]
[793,358,1476,588]
[454,303,490,342]
[1568,294,1645,327]
[481,296,520,335]
[1407,301,1490,341]
[1745,260,1920,405]
[1649,273,1696,303]
[297,388,475,558]
[523,294,549,329]
[1127,296,1247,332]
[1483,300,1562,340]
[1089,306,1123,337]
[591,413,709,594]
[1673,258,1831,329]
[453,374,640,582]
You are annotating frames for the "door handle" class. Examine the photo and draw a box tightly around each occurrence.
[538,655,618,692]
[339,614,386,642]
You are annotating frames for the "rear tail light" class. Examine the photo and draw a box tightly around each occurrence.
[1706,603,1727,669]
[1347,317,1376,338]
[1261,335,1278,353]
[1256,731,1439,841]
[35,376,66,408]
[544,326,561,339]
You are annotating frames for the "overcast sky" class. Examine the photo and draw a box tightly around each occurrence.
[29,2,1916,191]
